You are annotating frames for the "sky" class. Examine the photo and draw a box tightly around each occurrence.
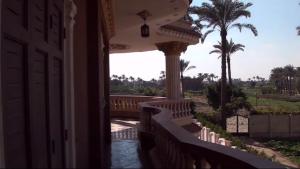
[110,0,300,81]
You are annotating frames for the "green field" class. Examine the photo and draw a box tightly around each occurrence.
[242,88,300,114]
[264,140,300,165]
[247,96,300,114]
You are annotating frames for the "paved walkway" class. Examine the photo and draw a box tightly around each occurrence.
[110,119,153,169]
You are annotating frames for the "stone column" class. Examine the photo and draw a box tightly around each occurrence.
[64,0,77,168]
[156,42,188,99]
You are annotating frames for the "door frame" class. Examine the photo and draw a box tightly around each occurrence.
[63,0,77,168]
[0,0,5,167]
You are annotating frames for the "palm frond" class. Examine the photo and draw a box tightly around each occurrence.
[231,23,258,36]
[188,0,257,50]
[180,59,196,73]
[227,39,245,55]
[209,50,221,55]
[201,29,215,43]
[186,66,196,71]
[212,43,222,50]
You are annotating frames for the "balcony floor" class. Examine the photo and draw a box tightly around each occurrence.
[111,119,153,169]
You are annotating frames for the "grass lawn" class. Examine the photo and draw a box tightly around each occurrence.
[264,140,300,165]
[247,96,300,113]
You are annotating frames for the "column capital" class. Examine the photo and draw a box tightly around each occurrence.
[156,41,188,56]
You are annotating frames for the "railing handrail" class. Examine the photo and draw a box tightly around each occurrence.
[139,100,284,169]
[110,95,165,99]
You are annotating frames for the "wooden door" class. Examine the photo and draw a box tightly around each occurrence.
[1,0,65,168]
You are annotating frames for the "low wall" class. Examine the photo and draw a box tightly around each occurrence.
[249,114,300,138]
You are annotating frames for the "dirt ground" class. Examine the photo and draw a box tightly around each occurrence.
[240,137,299,168]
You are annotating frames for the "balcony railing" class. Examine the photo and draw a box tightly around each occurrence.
[110,95,165,118]
[110,95,284,169]
[138,99,284,169]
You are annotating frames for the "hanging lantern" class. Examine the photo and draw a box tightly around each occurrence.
[137,10,151,38]
[141,23,150,38]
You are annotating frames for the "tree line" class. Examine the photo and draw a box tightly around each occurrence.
[270,65,300,95]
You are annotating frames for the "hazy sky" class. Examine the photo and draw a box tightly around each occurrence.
[110,0,300,81]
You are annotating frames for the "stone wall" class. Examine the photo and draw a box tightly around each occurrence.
[249,114,300,138]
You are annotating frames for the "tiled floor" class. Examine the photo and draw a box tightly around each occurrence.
[110,119,153,169]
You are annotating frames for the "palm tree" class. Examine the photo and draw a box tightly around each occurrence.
[159,71,166,80]
[112,74,118,80]
[159,71,166,86]
[284,65,296,95]
[208,73,216,83]
[121,74,126,81]
[270,67,285,94]
[210,39,245,86]
[189,0,257,126]
[198,73,209,81]
[129,76,135,88]
[137,77,143,88]
[180,59,196,97]
[129,76,135,82]
[117,76,122,82]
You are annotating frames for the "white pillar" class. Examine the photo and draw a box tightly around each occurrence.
[206,128,211,142]
[200,127,205,140]
[64,0,77,168]
[156,41,188,99]
[210,132,216,143]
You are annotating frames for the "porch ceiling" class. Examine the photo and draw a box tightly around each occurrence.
[109,0,199,54]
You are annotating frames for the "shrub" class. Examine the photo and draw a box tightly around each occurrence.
[206,82,233,110]
[190,101,196,115]
[143,87,159,96]
[206,82,254,117]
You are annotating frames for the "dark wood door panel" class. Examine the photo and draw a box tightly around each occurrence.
[32,0,48,42]
[29,49,50,168]
[2,0,65,167]
[2,0,29,41]
[49,1,63,51]
[1,37,29,168]
[3,0,28,28]
[49,57,64,168]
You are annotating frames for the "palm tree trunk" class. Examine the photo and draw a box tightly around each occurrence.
[220,29,228,129]
[286,77,289,95]
[227,55,232,87]
[289,76,292,95]
[180,71,185,98]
